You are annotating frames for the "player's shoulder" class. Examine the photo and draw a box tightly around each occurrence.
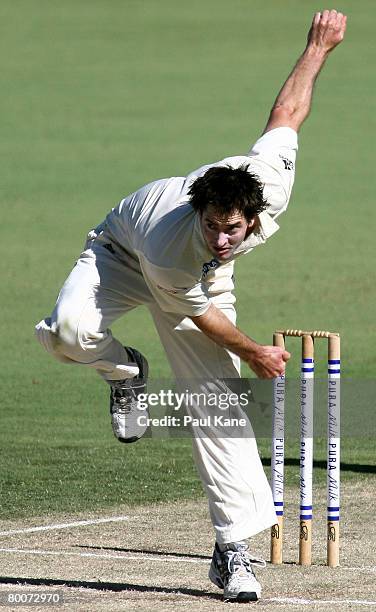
[185,128,298,184]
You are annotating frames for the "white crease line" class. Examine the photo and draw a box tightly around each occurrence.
[266,597,376,606]
[0,548,208,564]
[0,516,137,537]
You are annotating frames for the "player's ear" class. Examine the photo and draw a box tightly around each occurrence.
[247,216,257,229]
[246,215,260,235]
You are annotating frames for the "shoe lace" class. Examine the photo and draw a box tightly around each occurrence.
[112,383,138,414]
[227,549,266,577]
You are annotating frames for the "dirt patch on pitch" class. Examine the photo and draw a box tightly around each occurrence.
[0,480,375,611]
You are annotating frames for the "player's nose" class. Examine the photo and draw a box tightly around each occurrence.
[215,232,228,247]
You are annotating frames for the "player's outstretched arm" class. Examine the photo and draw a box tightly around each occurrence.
[191,304,290,378]
[263,9,347,134]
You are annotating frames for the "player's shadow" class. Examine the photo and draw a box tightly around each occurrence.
[74,544,212,560]
[0,576,222,600]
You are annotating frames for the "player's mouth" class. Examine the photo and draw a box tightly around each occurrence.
[214,246,232,257]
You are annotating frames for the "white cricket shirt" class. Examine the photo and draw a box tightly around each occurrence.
[103,127,298,317]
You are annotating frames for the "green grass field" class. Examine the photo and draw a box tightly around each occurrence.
[0,0,375,521]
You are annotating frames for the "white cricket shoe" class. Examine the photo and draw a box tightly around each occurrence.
[209,542,265,602]
[109,346,149,443]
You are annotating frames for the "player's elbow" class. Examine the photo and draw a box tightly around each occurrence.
[264,105,303,133]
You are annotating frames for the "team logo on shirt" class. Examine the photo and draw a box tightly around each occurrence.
[279,155,294,171]
[202,258,220,279]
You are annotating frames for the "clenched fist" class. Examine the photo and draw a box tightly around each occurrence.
[307,9,347,54]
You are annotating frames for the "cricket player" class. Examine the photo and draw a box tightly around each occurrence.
[35,10,346,603]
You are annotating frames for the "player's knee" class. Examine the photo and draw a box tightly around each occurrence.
[35,317,77,363]
[36,315,106,366]
[59,324,102,363]
[52,314,95,361]
[55,320,77,347]
[35,318,59,355]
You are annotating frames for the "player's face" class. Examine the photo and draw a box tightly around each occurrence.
[201,206,255,261]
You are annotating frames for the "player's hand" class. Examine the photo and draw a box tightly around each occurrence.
[246,345,290,379]
[307,9,347,54]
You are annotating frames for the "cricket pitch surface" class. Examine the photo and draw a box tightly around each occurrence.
[0,480,375,611]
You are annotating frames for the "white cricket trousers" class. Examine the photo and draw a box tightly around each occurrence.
[35,230,276,545]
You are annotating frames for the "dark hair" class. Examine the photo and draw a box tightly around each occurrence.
[188,164,267,221]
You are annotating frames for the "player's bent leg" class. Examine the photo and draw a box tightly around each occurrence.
[35,245,133,372]
[35,316,149,442]
[35,239,152,443]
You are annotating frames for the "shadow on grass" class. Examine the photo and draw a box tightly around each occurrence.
[262,458,376,474]
[0,576,222,600]
[74,545,212,560]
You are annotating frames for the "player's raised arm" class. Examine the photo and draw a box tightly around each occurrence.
[263,9,347,134]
